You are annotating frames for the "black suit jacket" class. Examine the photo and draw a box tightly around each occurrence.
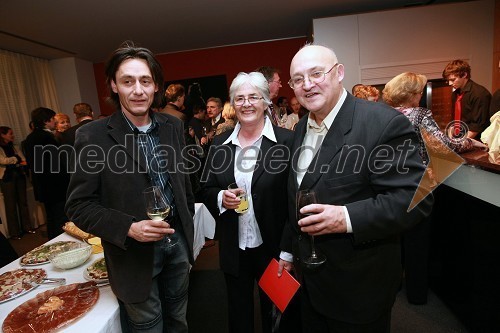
[202,125,293,276]
[23,128,69,203]
[65,111,195,303]
[281,94,433,323]
[60,119,93,146]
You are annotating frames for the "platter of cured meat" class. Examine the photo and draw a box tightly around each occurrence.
[0,269,47,304]
[2,281,99,333]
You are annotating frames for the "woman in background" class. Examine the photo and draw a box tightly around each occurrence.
[0,126,35,239]
[215,101,237,135]
[382,72,486,305]
[54,113,71,143]
[161,83,187,122]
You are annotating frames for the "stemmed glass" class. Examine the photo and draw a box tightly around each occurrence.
[297,189,326,267]
[143,186,177,247]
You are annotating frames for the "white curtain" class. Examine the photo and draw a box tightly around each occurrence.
[0,49,60,144]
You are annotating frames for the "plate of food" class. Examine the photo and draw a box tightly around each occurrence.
[0,269,47,304]
[20,241,80,266]
[2,282,99,333]
[83,258,108,283]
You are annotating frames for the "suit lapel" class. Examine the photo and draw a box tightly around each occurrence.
[251,134,273,187]
[107,112,148,172]
[299,94,356,190]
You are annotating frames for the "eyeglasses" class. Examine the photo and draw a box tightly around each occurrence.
[288,63,339,89]
[269,80,282,85]
[234,96,264,106]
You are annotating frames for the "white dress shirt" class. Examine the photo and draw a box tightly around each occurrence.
[217,116,277,250]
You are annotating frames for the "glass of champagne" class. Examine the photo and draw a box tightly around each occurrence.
[297,189,326,267]
[228,183,249,214]
[143,186,177,247]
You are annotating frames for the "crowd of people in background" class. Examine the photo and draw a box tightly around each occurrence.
[1,40,499,333]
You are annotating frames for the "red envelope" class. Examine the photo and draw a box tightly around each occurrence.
[258,258,300,313]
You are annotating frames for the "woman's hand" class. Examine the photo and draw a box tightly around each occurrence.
[222,189,241,210]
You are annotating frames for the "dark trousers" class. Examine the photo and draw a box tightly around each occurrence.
[300,286,391,333]
[402,214,432,304]
[43,200,67,239]
[224,246,273,333]
[0,172,33,237]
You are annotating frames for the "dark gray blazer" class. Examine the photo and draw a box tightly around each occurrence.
[281,93,433,323]
[65,111,194,303]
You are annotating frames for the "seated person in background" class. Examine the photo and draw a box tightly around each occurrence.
[382,72,486,305]
[160,83,187,122]
[354,85,380,102]
[53,113,71,143]
[215,102,237,136]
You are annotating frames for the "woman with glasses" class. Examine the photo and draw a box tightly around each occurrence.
[202,72,299,333]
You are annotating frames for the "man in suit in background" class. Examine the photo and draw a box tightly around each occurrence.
[24,107,69,239]
[66,42,194,333]
[200,97,224,145]
[60,102,94,146]
[278,44,433,332]
[255,66,283,126]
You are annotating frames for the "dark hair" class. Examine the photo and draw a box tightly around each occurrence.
[277,96,288,107]
[0,126,12,146]
[442,59,471,80]
[31,107,56,129]
[104,41,164,110]
[254,66,280,81]
[165,84,185,103]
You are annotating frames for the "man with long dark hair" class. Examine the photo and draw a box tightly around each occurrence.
[66,41,194,333]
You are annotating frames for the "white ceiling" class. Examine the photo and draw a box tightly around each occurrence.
[0,0,461,63]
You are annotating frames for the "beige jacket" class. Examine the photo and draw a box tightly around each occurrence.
[0,144,26,180]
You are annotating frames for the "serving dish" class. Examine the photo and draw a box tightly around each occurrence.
[19,241,80,266]
[49,244,92,270]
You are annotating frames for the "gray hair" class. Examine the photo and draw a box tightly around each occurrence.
[229,72,272,107]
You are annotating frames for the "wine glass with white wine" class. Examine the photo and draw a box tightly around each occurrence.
[143,186,177,247]
[297,189,326,267]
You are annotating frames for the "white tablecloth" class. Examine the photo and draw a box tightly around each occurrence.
[0,203,215,333]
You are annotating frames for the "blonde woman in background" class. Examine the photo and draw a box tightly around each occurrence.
[215,101,237,135]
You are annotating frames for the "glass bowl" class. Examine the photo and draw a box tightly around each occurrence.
[49,243,92,269]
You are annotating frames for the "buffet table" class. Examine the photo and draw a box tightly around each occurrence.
[0,203,215,333]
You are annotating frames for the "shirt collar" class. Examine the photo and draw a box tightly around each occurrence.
[212,113,222,125]
[307,88,347,132]
[121,110,158,133]
[222,116,277,145]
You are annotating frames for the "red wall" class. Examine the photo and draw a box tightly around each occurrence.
[93,37,307,115]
